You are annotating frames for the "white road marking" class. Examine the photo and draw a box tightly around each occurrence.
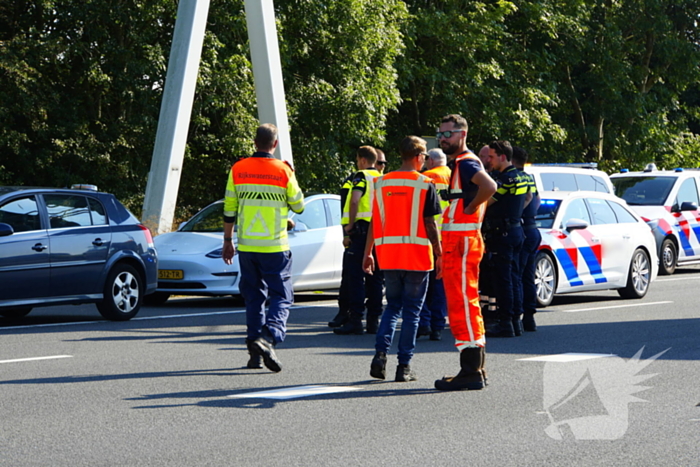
[228,385,361,400]
[0,355,73,364]
[519,353,616,363]
[0,302,334,331]
[655,275,700,282]
[562,301,672,313]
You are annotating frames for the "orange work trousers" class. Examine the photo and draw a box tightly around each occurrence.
[442,233,486,349]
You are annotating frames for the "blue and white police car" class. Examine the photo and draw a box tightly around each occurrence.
[611,165,700,275]
[534,191,658,307]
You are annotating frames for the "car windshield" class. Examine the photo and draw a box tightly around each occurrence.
[536,199,562,229]
[181,202,224,232]
[612,176,675,205]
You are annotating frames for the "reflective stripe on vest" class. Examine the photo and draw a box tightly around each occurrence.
[442,152,486,234]
[341,169,381,224]
[372,172,433,271]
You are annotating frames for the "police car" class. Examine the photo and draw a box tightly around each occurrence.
[525,163,614,194]
[534,191,658,307]
[611,165,700,275]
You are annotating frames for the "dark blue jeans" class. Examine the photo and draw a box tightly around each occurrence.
[338,228,383,320]
[419,268,446,330]
[238,250,293,343]
[375,270,429,365]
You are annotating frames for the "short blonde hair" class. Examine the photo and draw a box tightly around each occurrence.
[399,136,427,162]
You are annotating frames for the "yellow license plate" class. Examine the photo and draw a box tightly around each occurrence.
[158,269,184,280]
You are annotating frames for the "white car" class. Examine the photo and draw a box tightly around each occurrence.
[149,194,344,304]
[534,191,658,307]
[611,166,700,275]
[525,164,614,194]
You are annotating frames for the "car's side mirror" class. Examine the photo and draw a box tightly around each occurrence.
[678,201,698,212]
[0,223,14,237]
[564,218,589,231]
[292,221,308,233]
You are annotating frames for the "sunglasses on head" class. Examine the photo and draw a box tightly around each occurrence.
[436,129,464,139]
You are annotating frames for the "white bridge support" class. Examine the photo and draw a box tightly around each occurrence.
[142,0,291,234]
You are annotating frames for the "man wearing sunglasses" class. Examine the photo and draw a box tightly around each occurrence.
[434,114,497,391]
[376,149,388,174]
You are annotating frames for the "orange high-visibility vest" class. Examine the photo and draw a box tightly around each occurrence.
[422,165,451,227]
[441,152,486,236]
[371,171,434,271]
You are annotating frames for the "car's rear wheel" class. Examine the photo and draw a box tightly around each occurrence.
[0,307,33,319]
[97,264,143,321]
[618,249,651,299]
[143,292,171,306]
[659,238,677,275]
[535,251,556,307]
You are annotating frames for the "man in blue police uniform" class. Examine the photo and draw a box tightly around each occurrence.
[512,146,541,331]
[331,146,384,335]
[482,140,529,338]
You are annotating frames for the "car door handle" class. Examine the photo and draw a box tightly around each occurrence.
[92,238,104,246]
[32,243,48,252]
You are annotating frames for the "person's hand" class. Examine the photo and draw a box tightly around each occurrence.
[342,236,352,248]
[435,256,443,280]
[463,203,476,215]
[363,254,375,274]
[223,241,235,265]
[287,218,296,231]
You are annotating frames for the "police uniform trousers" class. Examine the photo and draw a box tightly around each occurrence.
[518,226,542,317]
[339,225,383,321]
[442,233,486,350]
[484,224,524,323]
[238,250,293,343]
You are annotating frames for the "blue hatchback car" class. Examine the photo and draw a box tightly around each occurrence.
[0,186,158,320]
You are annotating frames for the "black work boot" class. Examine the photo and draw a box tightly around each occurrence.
[251,334,282,373]
[333,315,364,335]
[370,352,387,380]
[416,325,432,338]
[434,347,486,391]
[522,313,537,332]
[328,310,349,328]
[365,315,379,334]
[430,329,442,341]
[395,363,417,382]
[245,339,263,369]
[512,315,523,337]
[486,319,516,338]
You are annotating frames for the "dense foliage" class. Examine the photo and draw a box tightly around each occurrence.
[2,0,700,222]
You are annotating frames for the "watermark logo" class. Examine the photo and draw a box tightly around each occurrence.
[543,347,669,440]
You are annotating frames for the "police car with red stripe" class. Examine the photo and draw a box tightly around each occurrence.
[611,164,700,275]
[534,191,658,307]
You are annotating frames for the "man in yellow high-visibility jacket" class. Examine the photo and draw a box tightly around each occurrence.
[223,123,305,373]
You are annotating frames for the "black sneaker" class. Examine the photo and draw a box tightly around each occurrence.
[416,325,431,338]
[429,329,442,341]
[395,364,417,382]
[512,317,523,337]
[251,337,282,372]
[370,352,387,380]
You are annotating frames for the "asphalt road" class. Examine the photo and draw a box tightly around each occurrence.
[1,272,699,467]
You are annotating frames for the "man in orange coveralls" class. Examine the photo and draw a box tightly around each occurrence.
[434,114,496,391]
